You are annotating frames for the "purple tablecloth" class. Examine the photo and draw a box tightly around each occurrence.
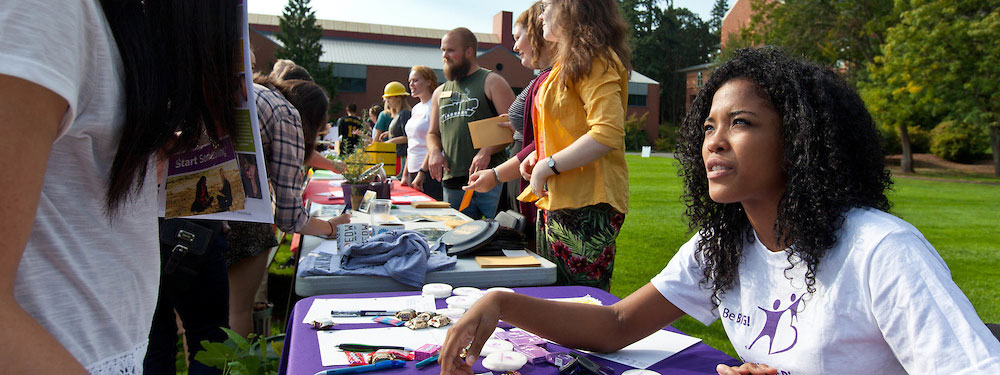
[279,286,738,375]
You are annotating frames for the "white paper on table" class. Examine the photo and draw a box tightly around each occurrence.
[398,195,432,202]
[328,180,343,187]
[317,327,450,366]
[502,249,530,257]
[302,295,437,324]
[315,191,344,198]
[309,204,346,218]
[548,295,604,305]
[581,329,701,369]
[311,240,340,256]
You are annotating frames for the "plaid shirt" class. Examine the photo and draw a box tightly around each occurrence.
[254,84,309,233]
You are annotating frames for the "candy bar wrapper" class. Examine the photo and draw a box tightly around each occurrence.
[346,351,368,366]
[371,348,414,361]
[372,316,405,327]
[514,344,550,364]
[491,327,507,340]
[415,344,442,361]
[506,329,547,347]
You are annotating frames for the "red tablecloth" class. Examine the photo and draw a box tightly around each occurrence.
[304,180,434,205]
[278,286,739,375]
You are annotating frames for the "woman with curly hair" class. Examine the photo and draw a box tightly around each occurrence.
[463,1,556,247]
[508,0,632,290]
[439,48,1000,375]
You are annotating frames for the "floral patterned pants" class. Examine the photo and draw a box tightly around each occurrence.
[536,203,625,291]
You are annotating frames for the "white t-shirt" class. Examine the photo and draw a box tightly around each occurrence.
[323,123,339,143]
[405,101,431,173]
[653,208,1000,375]
[1,1,159,374]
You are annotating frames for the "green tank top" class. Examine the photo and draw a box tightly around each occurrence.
[439,68,506,182]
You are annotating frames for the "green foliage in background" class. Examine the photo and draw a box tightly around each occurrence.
[619,0,718,124]
[723,0,897,83]
[930,120,991,162]
[709,0,730,37]
[862,0,1000,175]
[624,112,650,151]
[275,0,339,111]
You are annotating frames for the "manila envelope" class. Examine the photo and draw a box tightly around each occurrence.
[468,116,514,149]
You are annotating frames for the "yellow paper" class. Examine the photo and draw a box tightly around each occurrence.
[475,256,542,268]
[468,116,514,149]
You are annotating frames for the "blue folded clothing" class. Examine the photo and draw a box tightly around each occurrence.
[299,230,456,287]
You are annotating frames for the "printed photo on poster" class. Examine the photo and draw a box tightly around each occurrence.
[165,137,246,218]
[237,153,263,199]
[357,190,377,213]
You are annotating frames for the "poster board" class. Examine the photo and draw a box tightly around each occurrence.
[158,2,272,223]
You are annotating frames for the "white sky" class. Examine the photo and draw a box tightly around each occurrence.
[247,0,734,34]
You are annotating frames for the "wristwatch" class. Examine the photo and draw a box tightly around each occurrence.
[547,156,560,175]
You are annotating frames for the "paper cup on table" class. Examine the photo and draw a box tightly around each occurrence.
[452,287,483,296]
[479,339,515,357]
[482,351,527,371]
[445,295,477,310]
[422,283,453,298]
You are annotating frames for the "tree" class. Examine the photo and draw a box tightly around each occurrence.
[619,0,717,124]
[275,0,338,109]
[726,0,897,81]
[864,0,1000,175]
[275,0,321,70]
[709,0,729,36]
[724,0,910,167]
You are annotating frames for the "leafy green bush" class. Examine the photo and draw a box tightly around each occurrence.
[195,328,283,375]
[655,122,678,152]
[878,123,902,155]
[930,120,988,162]
[877,124,934,155]
[624,113,649,151]
[907,125,932,154]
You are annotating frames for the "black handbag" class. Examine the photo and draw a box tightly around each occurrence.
[159,218,216,277]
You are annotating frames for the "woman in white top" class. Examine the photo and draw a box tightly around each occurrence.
[1,1,242,373]
[439,46,1000,375]
[406,66,444,201]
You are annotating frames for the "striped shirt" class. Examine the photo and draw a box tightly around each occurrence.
[254,83,309,232]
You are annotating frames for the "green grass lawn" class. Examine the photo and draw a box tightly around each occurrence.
[611,155,1000,358]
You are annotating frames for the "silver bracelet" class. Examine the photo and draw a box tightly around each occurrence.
[492,168,501,184]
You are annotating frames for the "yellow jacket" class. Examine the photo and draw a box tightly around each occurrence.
[520,52,629,214]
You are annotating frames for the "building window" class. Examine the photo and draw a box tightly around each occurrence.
[628,94,647,107]
[336,77,366,93]
[697,72,703,87]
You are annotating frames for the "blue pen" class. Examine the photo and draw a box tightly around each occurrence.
[415,354,439,369]
[313,359,405,375]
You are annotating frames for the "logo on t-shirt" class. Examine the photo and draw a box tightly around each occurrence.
[440,88,480,122]
[747,293,803,355]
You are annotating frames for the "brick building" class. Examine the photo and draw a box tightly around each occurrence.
[248,12,660,142]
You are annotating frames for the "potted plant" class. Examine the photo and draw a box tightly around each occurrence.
[339,148,375,209]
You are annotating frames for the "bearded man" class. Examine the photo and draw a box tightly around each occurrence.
[424,27,515,219]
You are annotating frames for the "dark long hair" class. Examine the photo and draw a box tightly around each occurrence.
[100,1,239,214]
[276,79,330,163]
[549,0,631,87]
[676,47,892,307]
